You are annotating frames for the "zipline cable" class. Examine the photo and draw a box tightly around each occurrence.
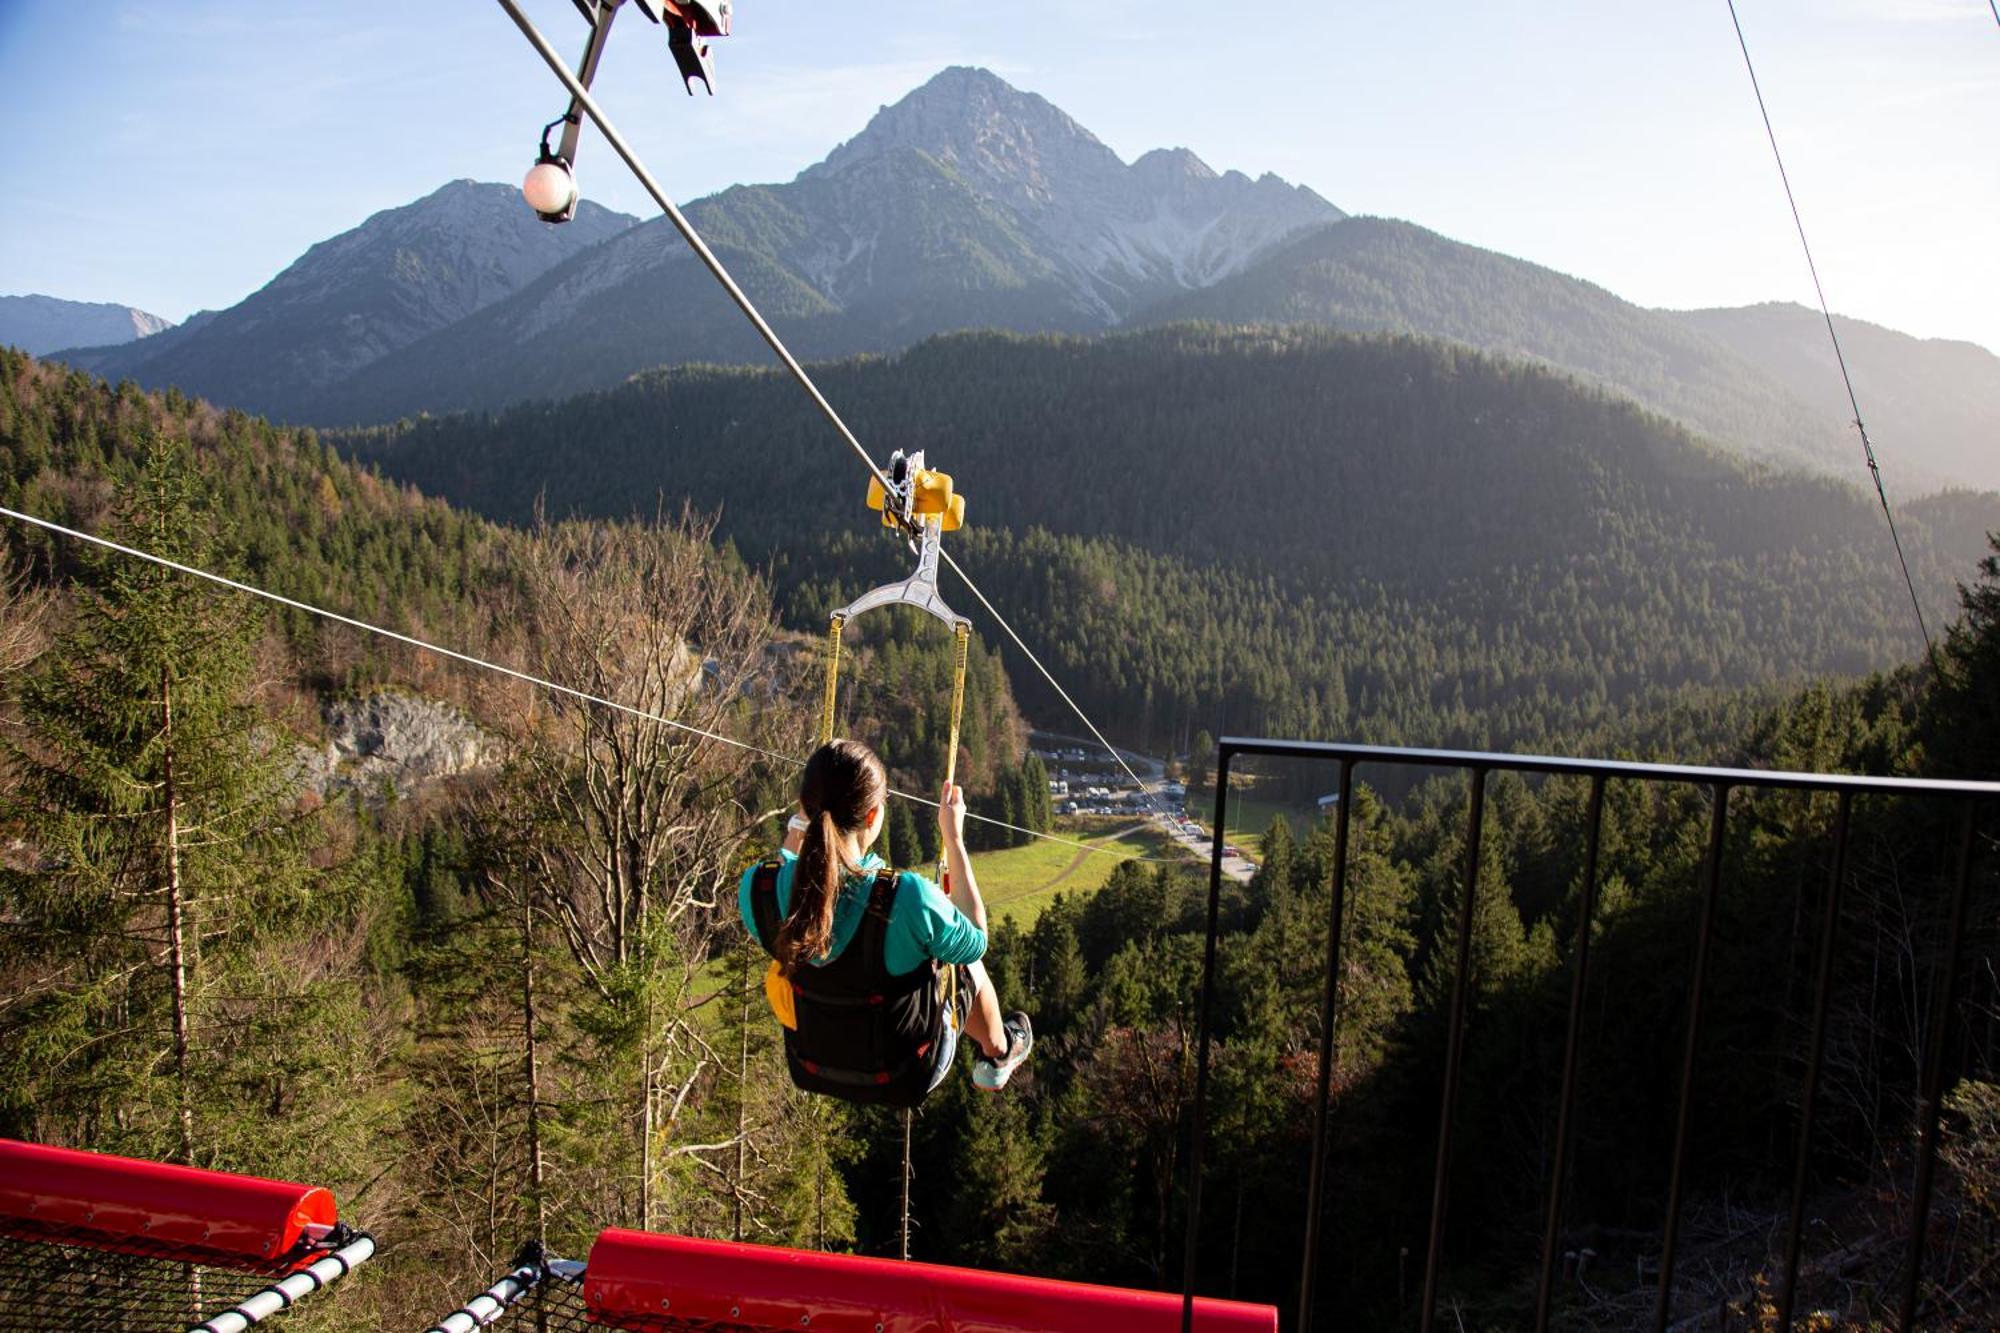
[0,504,1163,863]
[1724,0,1940,676]
[938,547,1178,821]
[493,0,1184,829]
[495,0,891,498]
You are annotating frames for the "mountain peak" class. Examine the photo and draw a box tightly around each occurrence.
[807,65,1121,202]
[1133,147,1218,182]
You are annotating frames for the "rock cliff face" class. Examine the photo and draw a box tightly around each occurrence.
[294,692,501,800]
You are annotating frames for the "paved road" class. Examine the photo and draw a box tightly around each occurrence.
[1157,820,1256,883]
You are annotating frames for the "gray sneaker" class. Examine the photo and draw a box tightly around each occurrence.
[971,1012,1033,1091]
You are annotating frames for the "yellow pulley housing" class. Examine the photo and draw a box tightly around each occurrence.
[868,468,965,532]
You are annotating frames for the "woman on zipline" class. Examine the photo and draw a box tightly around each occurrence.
[739,739,1033,1104]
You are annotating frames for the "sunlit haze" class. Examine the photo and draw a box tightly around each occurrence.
[2,0,1996,352]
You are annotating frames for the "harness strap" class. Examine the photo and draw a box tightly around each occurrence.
[798,1046,933,1088]
[859,868,899,1069]
[748,859,784,953]
[751,861,924,999]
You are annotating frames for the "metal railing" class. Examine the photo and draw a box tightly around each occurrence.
[1179,739,2000,1332]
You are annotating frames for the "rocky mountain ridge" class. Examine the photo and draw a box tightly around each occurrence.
[31,68,1996,493]
[55,181,637,420]
[802,66,1339,315]
[56,68,1344,425]
[1,294,173,357]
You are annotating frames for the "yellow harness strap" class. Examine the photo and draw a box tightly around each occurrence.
[764,960,797,1030]
[818,613,846,746]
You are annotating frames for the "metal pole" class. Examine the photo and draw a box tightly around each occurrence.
[1654,784,1731,1332]
[1182,743,1234,1333]
[1298,759,1357,1332]
[1776,790,1853,1328]
[1534,774,1607,1332]
[424,1263,543,1333]
[900,1108,913,1261]
[194,1234,376,1333]
[552,4,616,166]
[1898,802,1980,1330]
[1419,767,1488,1333]
[493,0,896,498]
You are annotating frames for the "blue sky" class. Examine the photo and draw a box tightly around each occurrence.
[3,0,1996,353]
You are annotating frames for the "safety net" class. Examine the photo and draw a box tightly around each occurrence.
[0,1222,353,1331]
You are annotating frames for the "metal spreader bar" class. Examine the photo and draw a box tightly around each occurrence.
[833,516,967,631]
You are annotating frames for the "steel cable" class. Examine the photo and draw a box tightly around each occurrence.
[0,505,1161,862]
[1724,0,1940,675]
[493,0,1182,827]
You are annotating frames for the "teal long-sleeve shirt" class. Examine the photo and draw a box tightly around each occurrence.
[737,848,987,976]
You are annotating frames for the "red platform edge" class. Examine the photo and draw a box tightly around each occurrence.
[583,1228,1278,1333]
[0,1138,336,1268]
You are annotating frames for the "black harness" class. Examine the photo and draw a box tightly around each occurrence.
[748,859,945,1109]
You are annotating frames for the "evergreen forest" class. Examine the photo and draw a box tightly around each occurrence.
[342,326,2000,765]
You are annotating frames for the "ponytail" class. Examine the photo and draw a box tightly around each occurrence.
[777,809,849,974]
[775,740,888,976]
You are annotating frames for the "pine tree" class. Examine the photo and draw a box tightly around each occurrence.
[886,796,923,869]
[1021,753,1054,833]
[1028,905,1087,1034]
[1928,534,2000,780]
[1255,813,1298,903]
[1189,730,1216,795]
[0,435,327,1165]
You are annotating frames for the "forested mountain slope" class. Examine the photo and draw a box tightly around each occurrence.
[342,325,2000,754]
[1669,301,2000,492]
[0,347,1032,813]
[0,351,507,678]
[1137,218,1870,478]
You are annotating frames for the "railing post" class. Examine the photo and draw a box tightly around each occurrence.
[1533,774,1607,1333]
[1182,742,1234,1333]
[1776,789,1853,1329]
[1298,759,1357,1332]
[1898,801,1980,1331]
[1654,783,1731,1331]
[1418,767,1487,1333]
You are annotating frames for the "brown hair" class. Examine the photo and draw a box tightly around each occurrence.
[775,739,888,975]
